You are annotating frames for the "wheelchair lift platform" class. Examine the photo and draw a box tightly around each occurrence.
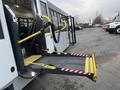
[24,52,97,81]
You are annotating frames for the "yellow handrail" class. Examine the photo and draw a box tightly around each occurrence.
[18,16,52,44]
[41,15,51,23]
[18,31,41,44]
[18,16,67,44]
[61,19,67,30]
[45,19,68,37]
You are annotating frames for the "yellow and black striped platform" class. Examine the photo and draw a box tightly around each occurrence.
[24,53,97,81]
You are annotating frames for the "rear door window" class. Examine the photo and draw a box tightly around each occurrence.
[40,1,48,16]
[0,21,4,39]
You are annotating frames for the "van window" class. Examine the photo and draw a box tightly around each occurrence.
[40,1,48,16]
[0,21,4,39]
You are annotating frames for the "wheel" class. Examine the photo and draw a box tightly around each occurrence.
[116,27,120,34]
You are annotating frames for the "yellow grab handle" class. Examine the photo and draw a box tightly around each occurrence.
[18,31,41,44]
[18,16,67,44]
[61,19,67,30]
[18,16,52,44]
[54,19,67,32]
[41,15,52,23]
[45,18,68,37]
[41,16,67,31]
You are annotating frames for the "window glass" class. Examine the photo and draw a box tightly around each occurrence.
[49,8,53,21]
[0,21,4,39]
[57,13,61,26]
[40,1,48,15]
[50,10,58,27]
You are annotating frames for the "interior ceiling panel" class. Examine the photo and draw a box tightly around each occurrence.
[3,0,34,18]
[3,0,32,10]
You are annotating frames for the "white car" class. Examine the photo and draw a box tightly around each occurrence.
[105,18,120,34]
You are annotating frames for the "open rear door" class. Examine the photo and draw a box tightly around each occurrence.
[0,1,18,89]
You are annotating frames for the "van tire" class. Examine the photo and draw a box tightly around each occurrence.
[115,27,120,34]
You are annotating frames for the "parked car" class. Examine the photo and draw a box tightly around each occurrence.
[105,22,120,34]
[75,26,83,30]
[105,17,120,34]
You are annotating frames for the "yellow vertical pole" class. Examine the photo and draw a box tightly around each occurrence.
[85,56,89,73]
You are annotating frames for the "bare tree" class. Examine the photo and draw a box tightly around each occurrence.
[92,15,104,25]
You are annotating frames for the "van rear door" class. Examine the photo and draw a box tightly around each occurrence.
[0,1,18,89]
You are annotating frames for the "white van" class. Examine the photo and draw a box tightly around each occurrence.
[105,16,120,34]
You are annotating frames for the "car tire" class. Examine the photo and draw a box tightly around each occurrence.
[115,27,120,34]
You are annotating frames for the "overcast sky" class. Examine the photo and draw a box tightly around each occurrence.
[48,0,120,22]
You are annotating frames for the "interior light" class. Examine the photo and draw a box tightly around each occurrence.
[31,71,36,77]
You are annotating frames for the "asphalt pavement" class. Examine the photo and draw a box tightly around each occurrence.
[23,28,120,90]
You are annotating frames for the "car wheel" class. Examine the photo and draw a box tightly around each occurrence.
[116,27,120,34]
